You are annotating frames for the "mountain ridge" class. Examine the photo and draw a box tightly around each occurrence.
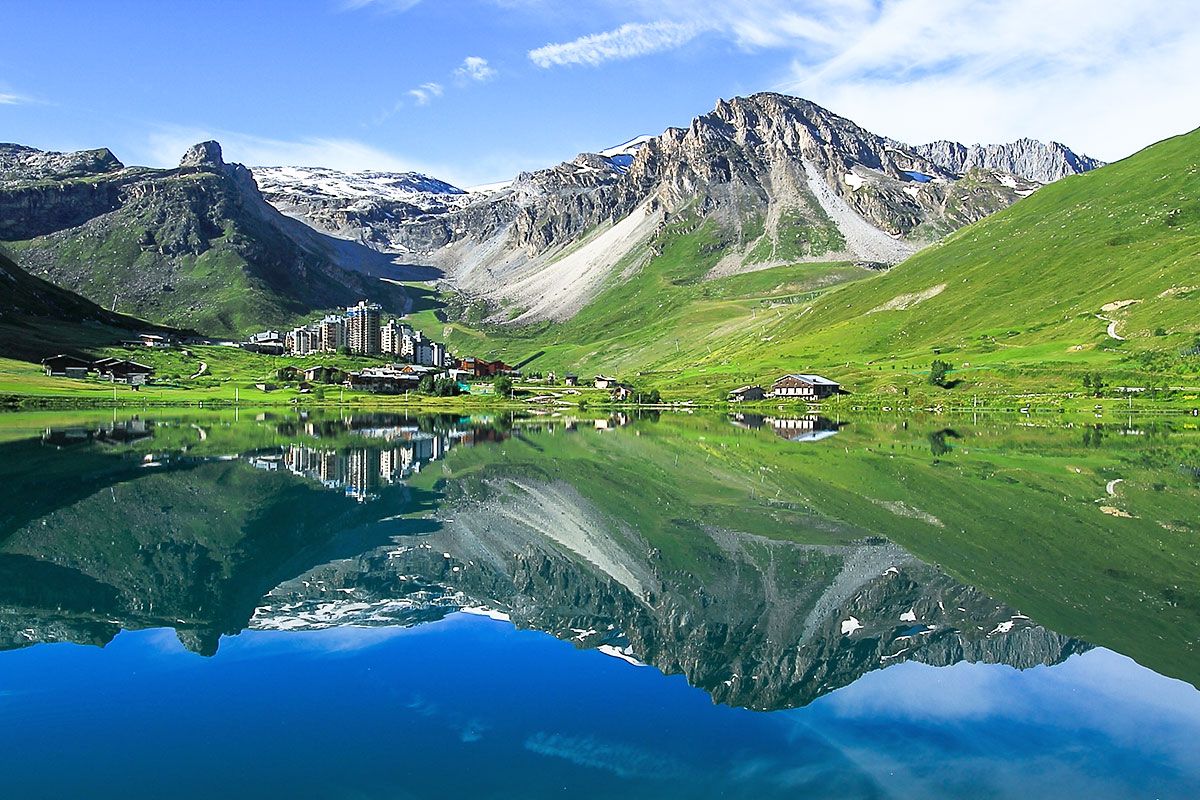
[0,141,411,337]
[252,92,1099,325]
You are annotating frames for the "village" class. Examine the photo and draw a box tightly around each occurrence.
[39,299,843,405]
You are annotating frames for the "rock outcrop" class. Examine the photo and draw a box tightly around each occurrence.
[911,137,1104,183]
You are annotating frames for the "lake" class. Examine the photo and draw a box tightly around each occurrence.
[0,409,1197,799]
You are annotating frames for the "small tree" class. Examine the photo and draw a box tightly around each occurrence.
[928,359,952,387]
[337,345,352,357]
[494,375,514,397]
[417,374,435,394]
[433,376,461,397]
[1090,372,1105,397]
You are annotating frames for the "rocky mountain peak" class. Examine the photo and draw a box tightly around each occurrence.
[0,143,124,182]
[179,140,225,170]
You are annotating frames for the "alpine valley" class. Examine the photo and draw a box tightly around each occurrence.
[1,91,1197,403]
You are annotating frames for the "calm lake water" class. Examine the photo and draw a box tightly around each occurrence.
[0,410,1197,799]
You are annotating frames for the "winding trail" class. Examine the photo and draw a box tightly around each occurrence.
[1096,315,1125,341]
[189,361,208,379]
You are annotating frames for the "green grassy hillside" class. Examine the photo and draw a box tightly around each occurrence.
[0,249,174,361]
[412,128,1200,400]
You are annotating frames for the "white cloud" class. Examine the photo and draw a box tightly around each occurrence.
[407,81,444,106]
[529,20,704,68]
[0,93,27,105]
[549,0,1200,159]
[779,0,1200,160]
[454,56,496,83]
[338,0,421,12]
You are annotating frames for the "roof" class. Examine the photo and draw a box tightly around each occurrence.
[775,374,839,385]
[728,384,762,394]
[42,354,91,365]
[112,359,154,371]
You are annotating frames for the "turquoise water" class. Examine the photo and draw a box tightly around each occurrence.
[0,411,1197,798]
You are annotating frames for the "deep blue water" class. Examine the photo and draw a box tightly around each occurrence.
[1,615,1197,800]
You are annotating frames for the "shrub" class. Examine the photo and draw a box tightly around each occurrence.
[928,359,952,387]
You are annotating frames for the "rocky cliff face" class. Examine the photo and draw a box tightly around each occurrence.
[911,137,1104,183]
[254,93,1058,323]
[0,142,410,337]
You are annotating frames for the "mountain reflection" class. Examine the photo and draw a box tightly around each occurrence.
[2,410,1194,709]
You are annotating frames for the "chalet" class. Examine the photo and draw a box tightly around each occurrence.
[459,357,512,378]
[42,354,92,379]
[345,368,421,394]
[769,374,840,399]
[120,332,172,348]
[95,359,154,385]
[563,373,579,387]
[594,375,618,390]
[728,385,765,402]
[609,384,635,402]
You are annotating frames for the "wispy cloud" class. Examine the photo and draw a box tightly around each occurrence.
[337,0,421,12]
[540,0,1200,160]
[454,56,496,83]
[0,87,37,106]
[524,732,691,778]
[407,81,444,106]
[529,20,703,68]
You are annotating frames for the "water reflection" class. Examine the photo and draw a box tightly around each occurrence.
[1,409,1198,797]
[6,410,1172,708]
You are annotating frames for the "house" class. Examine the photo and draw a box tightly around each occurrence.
[345,368,421,394]
[459,357,511,377]
[769,374,840,399]
[594,374,618,389]
[563,373,579,387]
[610,384,635,402]
[255,382,277,392]
[302,365,333,383]
[41,354,92,379]
[95,359,154,385]
[728,385,765,402]
[242,331,286,355]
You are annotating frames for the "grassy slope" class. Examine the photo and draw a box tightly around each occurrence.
[409,129,1200,400]
[4,171,408,338]
[407,208,873,384]
[0,249,174,361]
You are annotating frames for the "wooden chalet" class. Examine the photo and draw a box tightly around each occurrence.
[95,358,155,385]
[41,354,92,379]
[594,375,618,390]
[459,357,512,378]
[727,385,765,402]
[770,374,840,399]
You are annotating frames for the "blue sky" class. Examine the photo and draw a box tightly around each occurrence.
[2,0,1198,187]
